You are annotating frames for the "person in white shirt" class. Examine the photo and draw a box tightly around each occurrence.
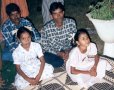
[13,27,54,90]
[66,28,112,89]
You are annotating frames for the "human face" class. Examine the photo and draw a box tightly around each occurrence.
[51,8,64,25]
[19,32,31,46]
[76,33,90,47]
[9,11,21,25]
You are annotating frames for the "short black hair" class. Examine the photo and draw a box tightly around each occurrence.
[6,3,21,16]
[49,2,65,14]
[17,27,33,39]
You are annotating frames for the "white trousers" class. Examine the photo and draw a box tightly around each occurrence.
[68,59,112,87]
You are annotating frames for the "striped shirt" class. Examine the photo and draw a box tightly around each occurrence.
[42,0,64,24]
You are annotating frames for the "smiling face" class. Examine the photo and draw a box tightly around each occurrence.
[9,11,21,25]
[19,32,31,46]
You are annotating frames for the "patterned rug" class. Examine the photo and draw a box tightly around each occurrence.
[37,57,114,90]
[0,56,114,90]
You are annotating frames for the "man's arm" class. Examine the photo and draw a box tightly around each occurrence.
[69,19,77,34]
[40,28,52,52]
[2,25,18,52]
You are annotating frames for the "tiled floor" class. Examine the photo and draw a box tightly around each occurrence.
[37,63,114,90]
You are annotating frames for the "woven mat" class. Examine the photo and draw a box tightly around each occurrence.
[1,56,114,90]
[37,62,114,90]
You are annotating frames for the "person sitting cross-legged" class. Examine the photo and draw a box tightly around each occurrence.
[12,27,54,90]
[40,2,77,68]
[66,29,112,89]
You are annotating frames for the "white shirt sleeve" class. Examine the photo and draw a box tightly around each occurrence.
[13,50,21,65]
[68,48,79,67]
[34,43,44,58]
[88,43,97,55]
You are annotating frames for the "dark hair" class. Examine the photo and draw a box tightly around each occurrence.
[49,2,65,14]
[17,27,32,39]
[6,3,21,16]
[73,28,91,46]
[74,28,91,41]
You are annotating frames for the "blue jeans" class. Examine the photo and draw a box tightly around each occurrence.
[44,52,64,68]
[2,47,13,61]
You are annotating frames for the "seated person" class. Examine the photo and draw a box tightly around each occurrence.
[66,29,112,89]
[1,0,29,24]
[13,27,53,90]
[1,3,41,61]
[40,2,77,68]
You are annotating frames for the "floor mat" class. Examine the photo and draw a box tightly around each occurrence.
[37,65,114,90]
[0,62,114,90]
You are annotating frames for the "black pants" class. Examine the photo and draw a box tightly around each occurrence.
[44,52,64,68]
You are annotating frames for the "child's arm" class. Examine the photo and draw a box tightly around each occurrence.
[35,56,45,82]
[15,64,36,85]
[90,55,100,76]
[93,55,100,67]
[71,66,90,75]
[70,54,99,76]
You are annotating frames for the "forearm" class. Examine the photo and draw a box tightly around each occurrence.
[71,67,90,75]
[16,65,29,81]
[94,55,99,67]
[35,56,45,80]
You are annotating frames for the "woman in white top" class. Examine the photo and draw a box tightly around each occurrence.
[12,27,54,90]
[66,28,112,89]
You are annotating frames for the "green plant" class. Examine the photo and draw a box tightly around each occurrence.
[89,0,114,20]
